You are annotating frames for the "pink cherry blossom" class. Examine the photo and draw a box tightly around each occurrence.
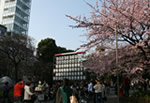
[67,0,150,81]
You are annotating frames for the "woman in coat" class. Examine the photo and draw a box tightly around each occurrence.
[24,80,34,103]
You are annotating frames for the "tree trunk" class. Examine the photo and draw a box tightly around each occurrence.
[14,63,18,82]
[137,46,147,60]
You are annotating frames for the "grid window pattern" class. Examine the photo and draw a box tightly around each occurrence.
[0,0,32,34]
[4,0,16,8]
[4,23,13,31]
[53,53,86,81]
[2,15,14,24]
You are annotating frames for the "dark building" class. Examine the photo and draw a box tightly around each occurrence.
[0,25,7,37]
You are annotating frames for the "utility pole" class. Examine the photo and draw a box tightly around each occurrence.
[115,25,119,103]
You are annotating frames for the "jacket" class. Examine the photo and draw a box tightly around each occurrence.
[24,85,33,100]
[14,82,24,97]
[94,84,103,93]
[56,86,73,103]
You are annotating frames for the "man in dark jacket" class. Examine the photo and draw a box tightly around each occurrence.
[3,82,11,103]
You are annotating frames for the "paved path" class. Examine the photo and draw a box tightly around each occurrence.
[105,95,117,103]
[0,96,119,103]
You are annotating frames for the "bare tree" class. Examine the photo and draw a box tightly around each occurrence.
[0,33,35,81]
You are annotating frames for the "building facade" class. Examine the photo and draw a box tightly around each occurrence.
[53,51,86,81]
[0,24,7,37]
[0,0,32,34]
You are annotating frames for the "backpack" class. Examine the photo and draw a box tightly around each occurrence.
[60,87,70,103]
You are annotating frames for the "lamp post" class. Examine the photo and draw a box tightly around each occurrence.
[115,25,119,103]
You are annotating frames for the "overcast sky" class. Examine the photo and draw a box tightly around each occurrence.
[28,0,96,50]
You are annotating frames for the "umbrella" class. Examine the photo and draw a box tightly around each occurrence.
[0,76,14,88]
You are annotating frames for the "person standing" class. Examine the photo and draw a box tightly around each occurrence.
[119,84,124,97]
[101,82,106,101]
[35,81,44,92]
[94,80,103,103]
[14,79,25,102]
[88,81,93,100]
[56,79,73,103]
[70,83,79,101]
[122,75,130,97]
[3,82,11,103]
[24,81,34,103]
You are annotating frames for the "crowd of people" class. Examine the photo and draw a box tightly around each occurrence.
[2,78,50,103]
[54,79,107,103]
[2,75,141,103]
[2,78,108,103]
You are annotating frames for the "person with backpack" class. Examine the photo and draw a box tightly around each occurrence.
[56,79,73,103]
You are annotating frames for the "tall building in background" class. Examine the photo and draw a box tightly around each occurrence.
[0,0,32,34]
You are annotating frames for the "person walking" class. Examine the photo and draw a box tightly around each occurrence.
[94,80,103,103]
[56,79,73,103]
[24,80,34,103]
[13,79,25,103]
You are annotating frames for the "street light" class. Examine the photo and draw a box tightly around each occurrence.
[115,25,119,103]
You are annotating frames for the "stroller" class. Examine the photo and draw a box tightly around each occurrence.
[34,91,45,103]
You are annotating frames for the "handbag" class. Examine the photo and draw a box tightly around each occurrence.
[70,95,78,103]
[60,87,78,103]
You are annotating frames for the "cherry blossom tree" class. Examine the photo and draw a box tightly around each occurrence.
[67,0,150,81]
[84,45,146,82]
[67,0,150,59]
